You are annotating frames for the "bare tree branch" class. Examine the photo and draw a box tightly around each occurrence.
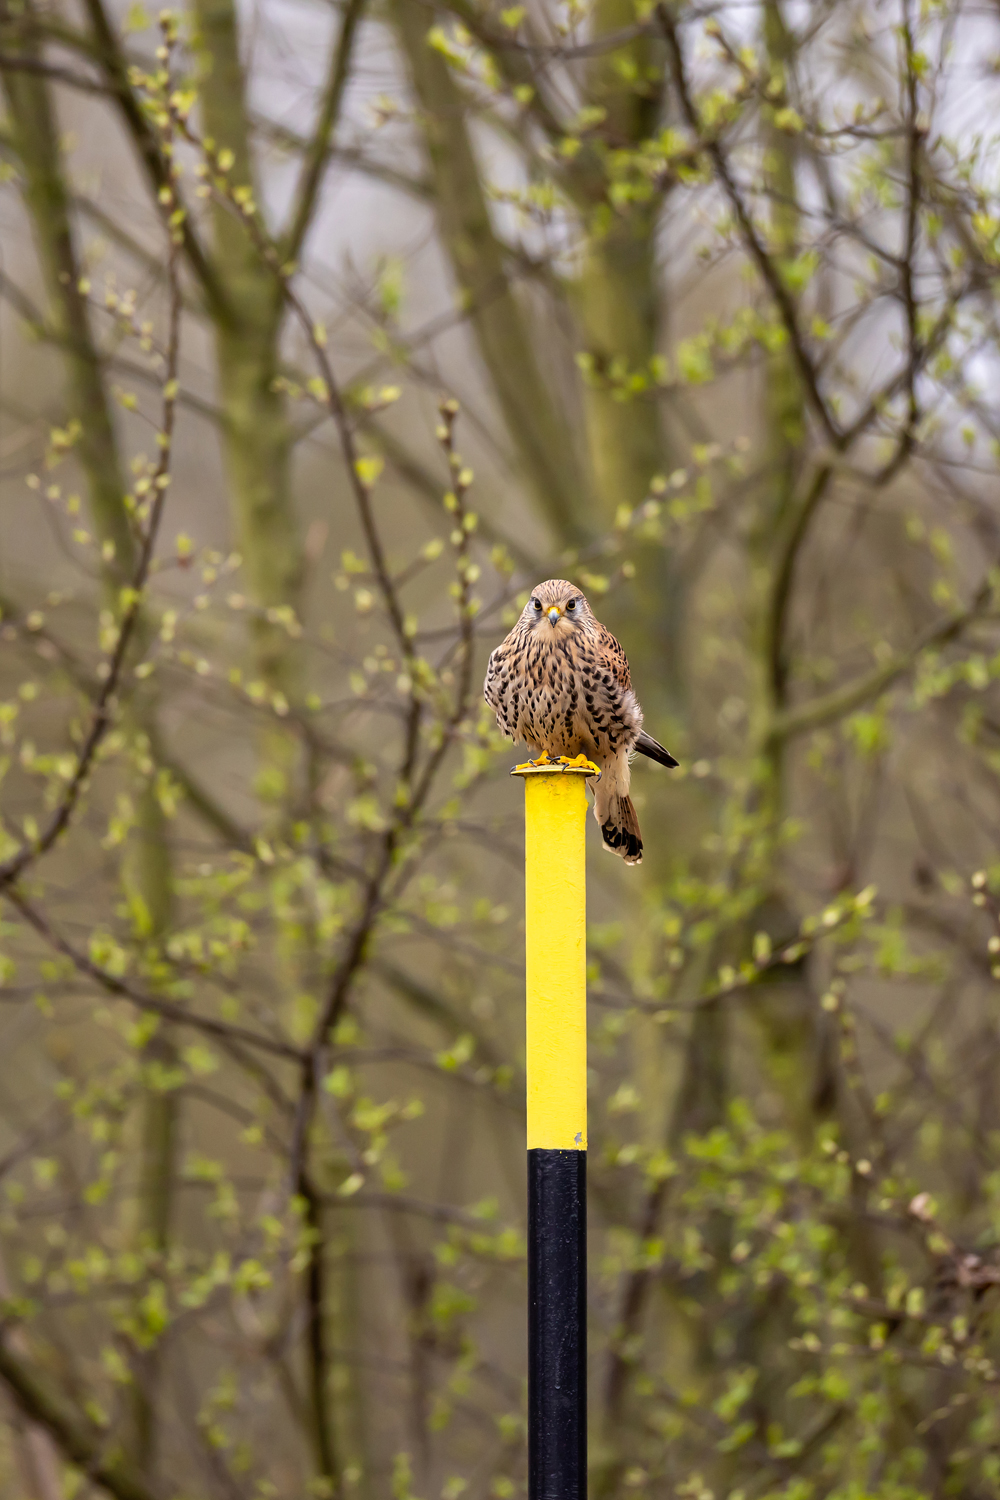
[0,1336,161,1500]
[766,581,994,747]
[281,0,366,263]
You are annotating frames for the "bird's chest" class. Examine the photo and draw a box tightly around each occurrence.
[504,644,625,755]
[498,644,561,734]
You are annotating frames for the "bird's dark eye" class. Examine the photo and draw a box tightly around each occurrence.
[531,598,541,611]
[566,599,576,611]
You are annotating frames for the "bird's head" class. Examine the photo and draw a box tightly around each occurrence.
[520,579,595,638]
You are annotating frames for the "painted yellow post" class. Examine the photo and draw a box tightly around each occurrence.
[522,768,589,1150]
[511,757,596,1500]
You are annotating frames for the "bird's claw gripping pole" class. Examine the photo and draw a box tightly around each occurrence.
[510,760,596,1500]
[514,753,601,775]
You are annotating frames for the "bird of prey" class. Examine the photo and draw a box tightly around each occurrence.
[484,579,678,864]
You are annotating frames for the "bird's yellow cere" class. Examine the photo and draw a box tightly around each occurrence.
[514,764,589,1150]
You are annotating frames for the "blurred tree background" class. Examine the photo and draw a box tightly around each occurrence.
[3,0,1000,1495]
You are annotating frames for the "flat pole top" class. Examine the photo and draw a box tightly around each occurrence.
[510,755,600,779]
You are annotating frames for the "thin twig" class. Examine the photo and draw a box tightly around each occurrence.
[281,0,366,263]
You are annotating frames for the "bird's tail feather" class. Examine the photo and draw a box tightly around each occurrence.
[635,729,679,769]
[600,794,643,865]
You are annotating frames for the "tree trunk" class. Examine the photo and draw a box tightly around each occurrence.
[192,0,304,803]
[1,29,178,1481]
[575,0,683,708]
[391,0,591,546]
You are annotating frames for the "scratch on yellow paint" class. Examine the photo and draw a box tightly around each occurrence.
[513,767,590,1150]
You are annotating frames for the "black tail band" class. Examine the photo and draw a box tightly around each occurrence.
[601,820,642,861]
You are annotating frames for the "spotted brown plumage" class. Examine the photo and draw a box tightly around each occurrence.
[485,579,678,864]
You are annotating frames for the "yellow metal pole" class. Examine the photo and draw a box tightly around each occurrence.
[524,768,588,1151]
[511,760,594,1500]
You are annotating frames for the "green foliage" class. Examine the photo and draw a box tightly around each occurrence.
[2,0,1000,1498]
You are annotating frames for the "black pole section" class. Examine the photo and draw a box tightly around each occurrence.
[528,1149,586,1500]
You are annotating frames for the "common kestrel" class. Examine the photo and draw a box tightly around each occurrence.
[485,580,678,864]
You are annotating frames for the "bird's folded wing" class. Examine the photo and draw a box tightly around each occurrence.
[595,624,632,692]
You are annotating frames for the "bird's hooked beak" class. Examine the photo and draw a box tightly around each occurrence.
[547,605,562,627]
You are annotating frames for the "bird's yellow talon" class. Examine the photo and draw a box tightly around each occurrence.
[559,753,600,774]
